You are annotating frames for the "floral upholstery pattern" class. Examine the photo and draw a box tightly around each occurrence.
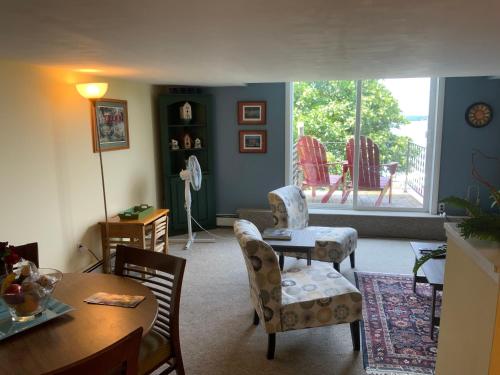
[268,185,309,229]
[234,219,362,334]
[281,263,362,330]
[268,185,357,264]
[234,219,282,333]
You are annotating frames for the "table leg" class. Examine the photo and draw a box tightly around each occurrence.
[100,224,110,274]
[307,249,312,266]
[430,285,437,339]
[413,258,417,292]
[140,227,147,278]
[279,254,284,271]
[164,214,169,254]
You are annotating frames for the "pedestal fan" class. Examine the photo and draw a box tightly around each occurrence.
[170,155,214,250]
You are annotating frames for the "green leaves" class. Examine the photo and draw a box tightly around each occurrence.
[441,196,500,243]
[293,80,410,170]
[457,216,500,242]
[412,245,447,275]
[441,196,482,217]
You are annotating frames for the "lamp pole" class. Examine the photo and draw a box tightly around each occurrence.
[76,83,110,272]
[94,102,110,273]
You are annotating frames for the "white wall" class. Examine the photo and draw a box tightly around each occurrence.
[0,61,158,272]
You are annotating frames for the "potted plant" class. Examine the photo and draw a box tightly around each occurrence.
[442,151,500,243]
[414,151,500,275]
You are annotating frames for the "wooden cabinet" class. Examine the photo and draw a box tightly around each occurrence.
[435,223,500,375]
[159,94,216,234]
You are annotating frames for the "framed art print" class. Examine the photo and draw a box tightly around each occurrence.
[239,130,267,153]
[238,101,266,125]
[91,99,129,152]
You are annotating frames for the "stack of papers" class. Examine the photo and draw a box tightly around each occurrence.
[84,292,145,308]
[262,228,292,241]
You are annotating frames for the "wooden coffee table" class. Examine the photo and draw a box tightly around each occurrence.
[265,229,316,270]
[410,241,446,339]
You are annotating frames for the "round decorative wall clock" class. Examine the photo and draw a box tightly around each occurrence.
[465,102,493,128]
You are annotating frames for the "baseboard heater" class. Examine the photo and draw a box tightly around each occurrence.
[216,214,238,227]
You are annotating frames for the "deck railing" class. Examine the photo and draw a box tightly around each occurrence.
[404,141,426,197]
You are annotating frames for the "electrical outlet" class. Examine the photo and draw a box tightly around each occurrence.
[438,202,446,215]
[78,244,88,253]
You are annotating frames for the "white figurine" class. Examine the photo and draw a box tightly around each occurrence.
[183,134,192,149]
[194,138,202,149]
[171,139,179,150]
[180,102,192,122]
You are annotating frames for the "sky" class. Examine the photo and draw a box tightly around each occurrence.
[381,78,431,116]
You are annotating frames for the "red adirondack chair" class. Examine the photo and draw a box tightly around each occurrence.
[341,136,398,206]
[296,136,344,203]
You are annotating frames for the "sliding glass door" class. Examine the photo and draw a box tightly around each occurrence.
[292,78,436,211]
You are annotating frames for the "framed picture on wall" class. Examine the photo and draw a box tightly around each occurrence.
[239,130,267,153]
[91,99,130,152]
[238,101,266,125]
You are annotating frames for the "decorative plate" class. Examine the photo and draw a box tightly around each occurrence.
[0,297,73,341]
[465,102,493,128]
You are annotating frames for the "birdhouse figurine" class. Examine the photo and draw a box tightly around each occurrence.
[183,134,192,149]
[194,138,202,149]
[180,102,192,122]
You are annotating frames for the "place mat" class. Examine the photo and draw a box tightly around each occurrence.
[84,292,145,308]
[0,297,74,341]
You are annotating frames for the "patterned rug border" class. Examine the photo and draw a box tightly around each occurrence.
[354,271,436,375]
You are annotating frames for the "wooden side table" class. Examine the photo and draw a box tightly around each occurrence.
[410,241,446,339]
[99,208,169,273]
[265,229,316,270]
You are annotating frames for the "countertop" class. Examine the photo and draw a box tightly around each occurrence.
[445,222,500,282]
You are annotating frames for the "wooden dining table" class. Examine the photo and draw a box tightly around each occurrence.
[0,273,158,375]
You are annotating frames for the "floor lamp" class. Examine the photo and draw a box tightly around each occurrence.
[76,82,111,272]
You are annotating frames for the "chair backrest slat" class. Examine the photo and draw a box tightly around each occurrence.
[114,246,185,346]
[346,136,381,189]
[151,216,168,253]
[297,136,330,186]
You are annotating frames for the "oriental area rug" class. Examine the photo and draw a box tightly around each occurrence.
[355,272,440,375]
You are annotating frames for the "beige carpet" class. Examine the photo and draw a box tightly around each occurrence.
[167,228,423,375]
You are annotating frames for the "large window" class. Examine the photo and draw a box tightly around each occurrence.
[291,78,440,212]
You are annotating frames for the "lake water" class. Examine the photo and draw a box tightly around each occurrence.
[391,120,428,147]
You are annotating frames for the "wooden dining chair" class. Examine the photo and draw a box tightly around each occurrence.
[147,215,169,254]
[0,242,39,274]
[47,327,143,375]
[13,242,39,267]
[114,245,186,375]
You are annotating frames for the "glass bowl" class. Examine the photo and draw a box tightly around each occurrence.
[1,268,63,322]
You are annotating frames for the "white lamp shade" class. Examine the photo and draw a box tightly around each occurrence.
[76,83,108,99]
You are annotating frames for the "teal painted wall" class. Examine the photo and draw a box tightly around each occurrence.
[439,77,500,213]
[207,83,286,215]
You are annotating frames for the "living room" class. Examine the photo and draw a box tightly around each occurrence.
[1,1,500,375]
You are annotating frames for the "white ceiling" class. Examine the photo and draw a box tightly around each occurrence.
[1,0,500,85]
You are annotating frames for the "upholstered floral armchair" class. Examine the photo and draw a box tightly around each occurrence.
[234,219,362,359]
[268,185,358,271]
